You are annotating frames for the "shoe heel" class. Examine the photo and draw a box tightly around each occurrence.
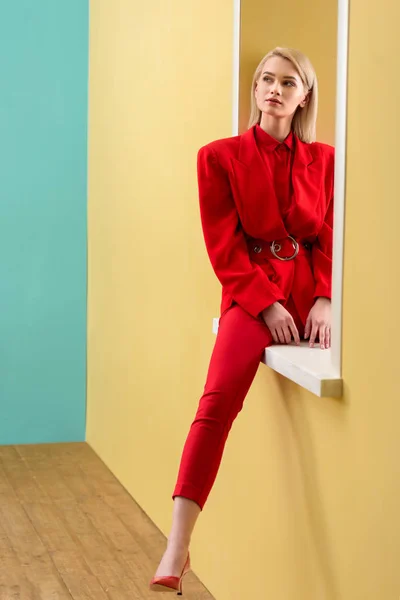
[177,565,190,595]
[150,552,190,595]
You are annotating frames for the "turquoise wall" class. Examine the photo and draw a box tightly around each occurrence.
[0,1,88,444]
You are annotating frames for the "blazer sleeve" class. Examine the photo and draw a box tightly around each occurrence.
[312,191,334,300]
[197,144,286,318]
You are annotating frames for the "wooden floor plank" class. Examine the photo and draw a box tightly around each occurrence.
[0,498,73,599]
[0,554,37,599]
[50,550,110,600]
[0,517,37,600]
[0,443,215,600]
[12,450,144,596]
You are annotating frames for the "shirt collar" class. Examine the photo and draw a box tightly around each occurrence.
[255,123,294,151]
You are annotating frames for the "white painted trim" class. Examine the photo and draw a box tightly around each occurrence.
[232,0,241,136]
[331,0,350,375]
[215,0,348,395]
[265,345,343,398]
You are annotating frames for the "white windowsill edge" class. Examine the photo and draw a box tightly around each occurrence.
[212,318,343,398]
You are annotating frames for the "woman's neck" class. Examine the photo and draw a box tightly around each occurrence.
[259,114,292,143]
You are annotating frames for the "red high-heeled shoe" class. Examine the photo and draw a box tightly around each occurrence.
[149,552,191,595]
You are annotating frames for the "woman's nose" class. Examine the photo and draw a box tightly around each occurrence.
[271,83,282,95]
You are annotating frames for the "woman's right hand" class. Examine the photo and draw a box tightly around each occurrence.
[261,302,300,345]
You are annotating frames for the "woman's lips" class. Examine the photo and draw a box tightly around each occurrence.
[267,99,282,105]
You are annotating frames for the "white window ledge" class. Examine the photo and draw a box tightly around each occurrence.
[212,318,343,398]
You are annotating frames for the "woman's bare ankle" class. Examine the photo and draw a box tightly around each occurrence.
[167,535,190,552]
[154,540,189,578]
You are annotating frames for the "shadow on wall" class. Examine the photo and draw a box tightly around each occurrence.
[277,375,342,600]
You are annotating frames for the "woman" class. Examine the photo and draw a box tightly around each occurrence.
[150,46,334,595]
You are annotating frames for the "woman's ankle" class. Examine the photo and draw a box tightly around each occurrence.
[166,536,190,552]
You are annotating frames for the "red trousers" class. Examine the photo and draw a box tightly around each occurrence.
[172,296,305,510]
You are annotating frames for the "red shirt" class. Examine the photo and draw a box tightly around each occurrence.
[254,124,294,220]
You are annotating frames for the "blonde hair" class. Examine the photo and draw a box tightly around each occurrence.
[248,47,318,143]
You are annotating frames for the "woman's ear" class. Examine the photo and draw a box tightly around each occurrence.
[300,92,310,108]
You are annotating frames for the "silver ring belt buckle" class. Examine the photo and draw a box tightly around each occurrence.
[270,235,299,261]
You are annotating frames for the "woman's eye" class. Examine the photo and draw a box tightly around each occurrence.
[262,77,295,86]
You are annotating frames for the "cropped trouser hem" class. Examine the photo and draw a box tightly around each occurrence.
[172,484,204,511]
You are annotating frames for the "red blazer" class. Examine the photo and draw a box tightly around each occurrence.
[197,125,334,325]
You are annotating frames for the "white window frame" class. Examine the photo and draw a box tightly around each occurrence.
[214,0,349,398]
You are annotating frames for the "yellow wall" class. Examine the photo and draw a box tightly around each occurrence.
[87,1,400,599]
[239,0,337,143]
[338,0,400,595]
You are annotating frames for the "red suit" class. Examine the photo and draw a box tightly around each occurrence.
[173,125,334,509]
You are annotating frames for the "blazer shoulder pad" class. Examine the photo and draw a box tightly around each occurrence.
[198,134,241,158]
[311,141,334,157]
[308,141,334,169]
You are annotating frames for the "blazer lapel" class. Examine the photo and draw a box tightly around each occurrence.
[288,137,325,231]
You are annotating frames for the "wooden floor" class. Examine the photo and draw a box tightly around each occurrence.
[0,443,214,599]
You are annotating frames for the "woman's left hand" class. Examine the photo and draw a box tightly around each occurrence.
[304,297,331,349]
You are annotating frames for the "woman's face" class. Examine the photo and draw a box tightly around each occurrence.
[254,56,308,120]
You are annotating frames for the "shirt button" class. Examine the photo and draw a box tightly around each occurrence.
[253,245,262,253]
